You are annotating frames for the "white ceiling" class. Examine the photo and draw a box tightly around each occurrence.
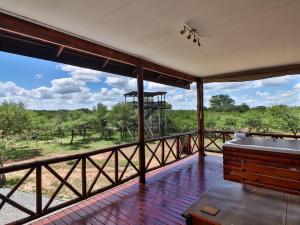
[1,0,300,78]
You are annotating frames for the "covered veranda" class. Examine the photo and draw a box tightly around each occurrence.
[0,1,300,225]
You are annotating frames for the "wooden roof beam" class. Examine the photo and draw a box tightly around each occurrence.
[0,12,196,83]
[203,64,300,83]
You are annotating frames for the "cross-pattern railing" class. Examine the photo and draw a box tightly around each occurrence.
[0,142,140,225]
[204,130,300,152]
[0,132,199,225]
[145,131,200,172]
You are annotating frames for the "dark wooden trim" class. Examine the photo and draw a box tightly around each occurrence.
[203,64,300,83]
[197,78,205,156]
[114,148,119,184]
[145,141,163,170]
[36,166,42,215]
[43,159,80,211]
[0,12,196,84]
[137,65,146,184]
[81,157,87,198]
[118,146,140,181]
[161,139,165,165]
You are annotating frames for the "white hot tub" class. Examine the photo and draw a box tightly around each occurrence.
[223,136,300,154]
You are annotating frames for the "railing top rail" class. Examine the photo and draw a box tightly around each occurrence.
[145,131,197,142]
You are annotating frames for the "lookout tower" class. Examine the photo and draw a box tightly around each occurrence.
[124,91,168,139]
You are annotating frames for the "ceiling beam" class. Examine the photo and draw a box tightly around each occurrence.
[0,12,197,82]
[203,64,300,83]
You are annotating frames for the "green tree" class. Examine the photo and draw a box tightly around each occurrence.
[96,103,109,138]
[0,102,33,137]
[55,110,69,141]
[235,103,250,113]
[243,112,263,132]
[209,95,235,112]
[222,116,238,131]
[109,103,135,140]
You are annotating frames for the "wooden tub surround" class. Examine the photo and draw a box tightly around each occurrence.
[223,137,300,195]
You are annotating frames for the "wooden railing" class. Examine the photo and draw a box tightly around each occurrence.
[204,130,300,152]
[3,129,298,224]
[0,131,199,225]
[145,131,200,172]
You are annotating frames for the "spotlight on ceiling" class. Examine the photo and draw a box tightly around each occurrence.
[180,24,201,47]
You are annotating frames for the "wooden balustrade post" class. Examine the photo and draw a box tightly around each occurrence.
[81,157,87,198]
[161,139,165,165]
[188,134,191,154]
[197,78,205,157]
[115,149,119,184]
[36,165,42,215]
[176,136,180,159]
[222,132,226,143]
[137,65,146,184]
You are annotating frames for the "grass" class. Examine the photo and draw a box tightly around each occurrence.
[5,133,121,163]
[6,146,42,161]
[5,176,22,187]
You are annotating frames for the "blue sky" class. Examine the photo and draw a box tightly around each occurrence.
[0,52,300,110]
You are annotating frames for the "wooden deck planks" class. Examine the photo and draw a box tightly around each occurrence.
[31,155,223,225]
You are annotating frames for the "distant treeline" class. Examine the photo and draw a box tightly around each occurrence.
[0,95,299,145]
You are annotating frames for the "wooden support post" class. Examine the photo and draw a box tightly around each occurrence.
[161,139,165,165]
[81,157,87,198]
[137,65,146,184]
[176,136,180,159]
[188,134,192,154]
[36,166,42,215]
[197,79,205,157]
[222,132,226,143]
[115,149,119,184]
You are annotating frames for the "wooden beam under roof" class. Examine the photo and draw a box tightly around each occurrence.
[0,30,190,89]
[203,64,300,83]
[0,12,197,86]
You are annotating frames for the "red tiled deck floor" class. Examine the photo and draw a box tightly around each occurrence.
[31,155,223,225]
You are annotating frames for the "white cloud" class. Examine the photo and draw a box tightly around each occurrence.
[0,81,28,97]
[51,77,85,94]
[35,74,43,79]
[105,76,136,92]
[252,75,296,88]
[294,82,300,89]
[204,82,248,92]
[58,64,103,83]
[31,87,54,99]
[1,62,300,110]
[256,91,270,97]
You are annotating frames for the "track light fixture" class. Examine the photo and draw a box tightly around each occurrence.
[180,29,186,35]
[180,24,201,47]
